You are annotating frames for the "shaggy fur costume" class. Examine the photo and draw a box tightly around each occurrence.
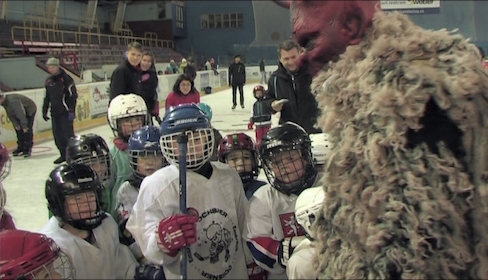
[313,11,488,279]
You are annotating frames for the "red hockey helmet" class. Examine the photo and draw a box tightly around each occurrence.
[0,230,74,279]
[252,85,265,99]
[218,133,260,184]
[0,143,11,180]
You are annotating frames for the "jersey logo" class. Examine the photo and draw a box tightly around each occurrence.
[279,212,305,238]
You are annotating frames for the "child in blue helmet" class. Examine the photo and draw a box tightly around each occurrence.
[197,102,222,161]
[116,125,167,264]
[126,103,265,279]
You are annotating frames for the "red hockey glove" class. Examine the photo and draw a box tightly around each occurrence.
[277,236,306,267]
[247,262,267,280]
[156,212,199,257]
[247,122,254,130]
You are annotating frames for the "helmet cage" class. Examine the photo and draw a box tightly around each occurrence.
[129,149,165,179]
[111,115,149,140]
[160,128,214,170]
[221,149,259,185]
[0,156,11,181]
[71,154,112,184]
[0,232,75,280]
[47,180,105,231]
[260,145,316,196]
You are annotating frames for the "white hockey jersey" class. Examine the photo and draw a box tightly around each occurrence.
[246,184,305,279]
[286,238,317,279]
[40,214,138,279]
[126,162,251,280]
[116,180,145,263]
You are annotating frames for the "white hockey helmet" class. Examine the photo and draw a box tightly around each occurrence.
[295,186,325,238]
[107,93,149,138]
[309,133,332,166]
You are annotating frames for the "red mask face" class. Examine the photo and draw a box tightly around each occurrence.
[290,1,379,76]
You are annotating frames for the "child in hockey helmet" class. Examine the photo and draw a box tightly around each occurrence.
[117,125,166,263]
[41,163,139,279]
[160,103,214,171]
[0,142,11,180]
[259,122,318,196]
[287,186,325,279]
[248,85,272,148]
[246,122,319,278]
[218,133,265,199]
[0,229,74,279]
[66,134,112,183]
[106,93,150,218]
[45,163,106,231]
[107,93,149,142]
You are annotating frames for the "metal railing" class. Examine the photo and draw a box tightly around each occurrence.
[11,25,174,49]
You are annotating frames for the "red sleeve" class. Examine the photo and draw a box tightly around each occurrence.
[165,92,175,111]
[193,91,201,104]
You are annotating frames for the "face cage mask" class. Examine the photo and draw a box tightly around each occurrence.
[60,189,105,231]
[72,155,112,184]
[160,128,214,171]
[129,150,165,179]
[112,115,148,141]
[23,251,75,280]
[262,148,317,196]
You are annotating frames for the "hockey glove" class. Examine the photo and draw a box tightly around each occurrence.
[134,264,166,280]
[156,212,199,257]
[247,262,267,280]
[118,218,135,246]
[277,236,306,267]
[151,102,160,116]
[247,122,254,130]
[43,114,50,121]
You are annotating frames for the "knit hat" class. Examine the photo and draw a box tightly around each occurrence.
[46,57,59,67]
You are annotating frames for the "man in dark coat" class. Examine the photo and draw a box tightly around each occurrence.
[228,55,246,109]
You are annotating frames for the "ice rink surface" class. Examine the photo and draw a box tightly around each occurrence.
[3,83,278,231]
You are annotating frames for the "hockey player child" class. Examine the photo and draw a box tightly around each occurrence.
[247,85,272,148]
[246,122,320,279]
[106,93,149,218]
[40,163,140,279]
[127,103,266,279]
[197,102,222,161]
[63,133,114,215]
[287,186,324,279]
[0,229,75,279]
[217,133,266,199]
[116,125,167,264]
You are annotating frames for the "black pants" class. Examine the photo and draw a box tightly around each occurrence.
[232,84,244,106]
[52,115,74,157]
[15,113,36,152]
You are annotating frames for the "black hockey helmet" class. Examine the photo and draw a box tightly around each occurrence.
[46,163,105,230]
[66,134,112,183]
[259,122,317,196]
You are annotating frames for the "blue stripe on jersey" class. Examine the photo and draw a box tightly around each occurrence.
[247,241,276,269]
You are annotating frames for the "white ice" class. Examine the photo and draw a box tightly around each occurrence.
[3,83,277,231]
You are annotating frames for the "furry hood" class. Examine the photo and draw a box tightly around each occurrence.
[313,11,488,279]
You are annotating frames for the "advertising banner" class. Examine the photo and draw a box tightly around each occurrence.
[89,82,110,118]
[74,85,91,123]
[380,0,440,14]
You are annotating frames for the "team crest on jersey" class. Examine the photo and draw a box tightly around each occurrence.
[188,207,239,280]
[279,212,305,237]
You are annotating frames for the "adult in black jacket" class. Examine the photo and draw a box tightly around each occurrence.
[263,40,321,134]
[42,57,78,164]
[228,55,246,109]
[140,51,160,123]
[109,42,143,103]
[0,93,37,157]
[184,60,197,81]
